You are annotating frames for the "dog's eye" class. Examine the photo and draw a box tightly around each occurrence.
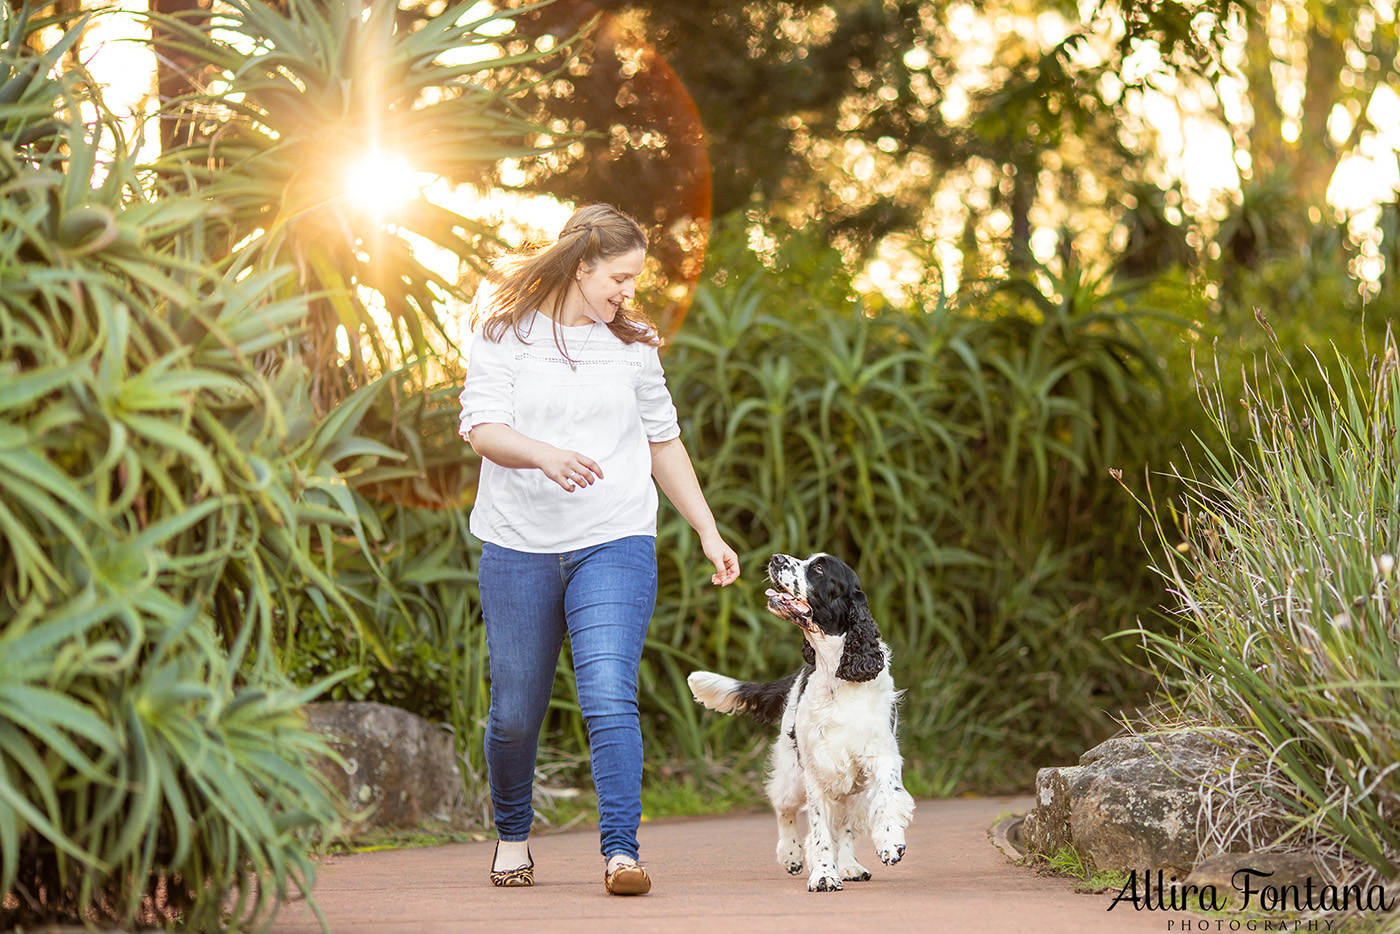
[812,565,823,575]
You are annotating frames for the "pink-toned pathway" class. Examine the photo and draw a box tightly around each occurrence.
[269,796,1182,934]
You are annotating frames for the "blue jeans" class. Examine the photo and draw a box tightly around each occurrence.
[479,535,657,861]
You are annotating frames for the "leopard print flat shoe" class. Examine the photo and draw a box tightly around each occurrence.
[489,843,534,887]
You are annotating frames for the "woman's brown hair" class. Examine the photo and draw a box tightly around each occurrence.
[476,204,659,356]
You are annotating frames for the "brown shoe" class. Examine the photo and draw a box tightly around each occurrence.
[490,843,534,887]
[603,858,651,895]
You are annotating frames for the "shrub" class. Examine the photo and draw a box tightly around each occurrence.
[0,108,345,934]
[1120,327,1400,887]
[646,225,1180,792]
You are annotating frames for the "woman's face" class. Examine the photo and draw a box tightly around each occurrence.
[575,248,645,324]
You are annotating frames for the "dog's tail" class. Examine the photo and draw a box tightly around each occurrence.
[686,670,799,725]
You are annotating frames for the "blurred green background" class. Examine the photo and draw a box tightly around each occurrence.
[3,0,1398,926]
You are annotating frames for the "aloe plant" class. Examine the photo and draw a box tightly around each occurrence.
[0,0,569,926]
[0,115,347,934]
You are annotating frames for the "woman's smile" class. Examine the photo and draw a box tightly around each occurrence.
[567,247,644,326]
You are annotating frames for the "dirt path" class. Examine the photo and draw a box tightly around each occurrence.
[269,796,1177,933]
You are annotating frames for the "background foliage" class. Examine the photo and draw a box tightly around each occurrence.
[295,205,1393,805]
[4,0,1400,927]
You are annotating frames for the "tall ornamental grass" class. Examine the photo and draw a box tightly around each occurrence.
[1121,325,1400,888]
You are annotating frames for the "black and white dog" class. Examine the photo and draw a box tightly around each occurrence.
[687,553,915,892]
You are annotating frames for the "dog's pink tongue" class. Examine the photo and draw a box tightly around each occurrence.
[765,588,811,615]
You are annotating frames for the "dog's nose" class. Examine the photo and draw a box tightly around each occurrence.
[765,554,796,581]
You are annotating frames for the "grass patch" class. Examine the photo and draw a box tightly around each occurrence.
[328,765,772,853]
[327,823,489,855]
[642,775,767,818]
[533,767,770,833]
[1026,845,1130,895]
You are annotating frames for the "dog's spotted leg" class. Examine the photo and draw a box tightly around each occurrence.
[836,823,871,882]
[765,735,806,874]
[870,765,916,866]
[828,796,870,881]
[775,808,803,874]
[803,792,842,892]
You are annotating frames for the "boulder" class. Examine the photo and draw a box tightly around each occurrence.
[303,701,466,832]
[1021,731,1230,874]
[1186,852,1328,909]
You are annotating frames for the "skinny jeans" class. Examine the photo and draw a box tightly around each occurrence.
[479,535,656,861]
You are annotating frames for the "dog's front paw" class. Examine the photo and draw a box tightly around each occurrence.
[808,872,843,892]
[873,823,907,866]
[783,857,804,875]
[877,842,906,865]
[777,842,803,874]
[840,862,871,882]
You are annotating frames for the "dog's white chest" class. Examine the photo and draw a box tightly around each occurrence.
[793,681,894,795]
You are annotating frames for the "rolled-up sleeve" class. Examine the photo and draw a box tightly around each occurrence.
[458,332,515,440]
[637,344,681,443]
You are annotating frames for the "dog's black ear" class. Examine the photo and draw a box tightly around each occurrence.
[836,595,884,683]
[801,640,816,667]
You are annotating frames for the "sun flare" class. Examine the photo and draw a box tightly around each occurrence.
[344,151,422,218]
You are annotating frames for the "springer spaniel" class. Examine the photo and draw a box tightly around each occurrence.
[687,553,915,892]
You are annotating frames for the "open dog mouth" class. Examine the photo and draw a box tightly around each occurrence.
[765,587,815,632]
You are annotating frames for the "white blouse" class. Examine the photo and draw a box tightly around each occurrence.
[458,311,681,552]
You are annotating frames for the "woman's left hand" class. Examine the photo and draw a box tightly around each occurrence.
[702,533,740,586]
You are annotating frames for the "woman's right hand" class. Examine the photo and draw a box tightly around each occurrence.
[539,447,604,493]
[466,425,603,493]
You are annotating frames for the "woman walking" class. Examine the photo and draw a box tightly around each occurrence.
[458,204,740,895]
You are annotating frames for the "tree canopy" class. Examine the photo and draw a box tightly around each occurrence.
[483,0,1396,291]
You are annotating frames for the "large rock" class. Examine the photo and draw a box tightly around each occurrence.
[303,701,466,832]
[1186,852,1328,909]
[1021,731,1230,874]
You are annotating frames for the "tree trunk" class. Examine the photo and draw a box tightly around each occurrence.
[1244,9,1285,180]
[150,0,208,154]
[1295,21,1345,206]
[1008,159,1035,273]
